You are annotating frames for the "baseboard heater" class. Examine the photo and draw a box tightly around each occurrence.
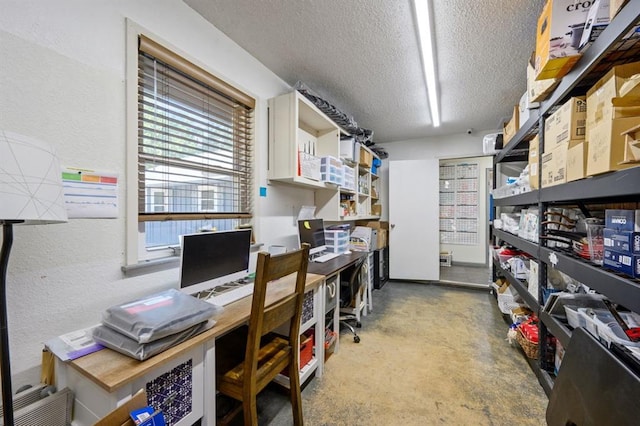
[0,383,73,426]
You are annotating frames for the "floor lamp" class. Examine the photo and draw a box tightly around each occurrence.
[0,130,67,426]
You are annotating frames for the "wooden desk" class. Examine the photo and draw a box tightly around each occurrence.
[307,251,367,277]
[56,273,324,426]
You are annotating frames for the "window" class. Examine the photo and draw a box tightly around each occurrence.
[135,35,254,258]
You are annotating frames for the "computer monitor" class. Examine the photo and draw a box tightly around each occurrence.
[297,218,326,256]
[179,229,252,294]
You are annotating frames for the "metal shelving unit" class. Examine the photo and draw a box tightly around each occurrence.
[491,2,640,397]
[493,190,539,207]
[493,229,539,258]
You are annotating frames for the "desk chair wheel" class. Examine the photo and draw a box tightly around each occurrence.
[353,335,361,343]
[356,321,362,328]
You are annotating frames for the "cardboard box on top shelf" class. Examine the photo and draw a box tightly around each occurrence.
[544,97,587,150]
[528,135,540,189]
[503,106,519,146]
[621,123,640,164]
[527,52,560,102]
[586,61,640,129]
[586,115,640,175]
[535,0,593,80]
[610,0,628,20]
[359,146,373,168]
[566,141,588,182]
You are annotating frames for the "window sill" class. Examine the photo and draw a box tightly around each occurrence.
[121,243,264,278]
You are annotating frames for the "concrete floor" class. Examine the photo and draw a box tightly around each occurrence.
[220,276,548,425]
[439,264,490,287]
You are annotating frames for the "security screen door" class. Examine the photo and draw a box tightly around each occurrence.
[389,159,439,281]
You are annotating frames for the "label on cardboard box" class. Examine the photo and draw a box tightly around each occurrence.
[603,228,640,254]
[603,249,640,278]
[605,209,640,232]
[544,97,586,149]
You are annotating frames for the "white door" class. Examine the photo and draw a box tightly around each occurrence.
[389,160,439,281]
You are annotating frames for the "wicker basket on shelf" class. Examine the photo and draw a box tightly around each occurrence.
[516,327,539,359]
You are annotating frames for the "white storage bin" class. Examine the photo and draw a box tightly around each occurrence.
[325,230,349,253]
[320,156,343,185]
[564,305,584,329]
[342,165,356,191]
[578,308,640,348]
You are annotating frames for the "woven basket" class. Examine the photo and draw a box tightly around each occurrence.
[516,327,539,360]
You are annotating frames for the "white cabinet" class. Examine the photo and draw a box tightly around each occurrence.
[268,91,341,189]
[268,91,382,221]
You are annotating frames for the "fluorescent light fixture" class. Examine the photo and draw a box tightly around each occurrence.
[414,0,440,127]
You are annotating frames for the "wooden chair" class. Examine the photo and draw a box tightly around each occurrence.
[217,243,310,426]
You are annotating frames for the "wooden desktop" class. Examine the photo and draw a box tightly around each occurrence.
[54,253,367,426]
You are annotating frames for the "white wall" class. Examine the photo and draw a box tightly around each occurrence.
[0,0,314,386]
[378,132,496,265]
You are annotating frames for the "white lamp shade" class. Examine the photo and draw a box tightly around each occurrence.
[0,130,68,223]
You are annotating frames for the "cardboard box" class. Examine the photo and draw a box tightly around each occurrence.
[528,135,540,189]
[610,0,627,20]
[535,0,592,80]
[544,97,587,149]
[541,146,568,187]
[586,116,640,176]
[355,220,390,230]
[622,123,640,163]
[586,61,640,129]
[605,209,640,232]
[377,229,388,248]
[359,146,373,168]
[603,228,640,254]
[566,141,588,182]
[354,220,389,248]
[503,106,519,146]
[371,204,382,216]
[527,52,560,102]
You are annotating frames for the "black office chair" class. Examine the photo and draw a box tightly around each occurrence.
[339,257,366,343]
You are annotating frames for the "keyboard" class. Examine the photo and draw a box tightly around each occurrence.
[207,283,254,306]
[195,280,254,306]
[313,252,340,263]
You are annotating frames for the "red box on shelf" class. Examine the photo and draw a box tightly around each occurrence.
[300,333,314,368]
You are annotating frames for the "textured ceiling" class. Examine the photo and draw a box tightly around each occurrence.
[184,0,546,143]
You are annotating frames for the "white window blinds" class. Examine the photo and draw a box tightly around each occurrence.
[137,35,254,227]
